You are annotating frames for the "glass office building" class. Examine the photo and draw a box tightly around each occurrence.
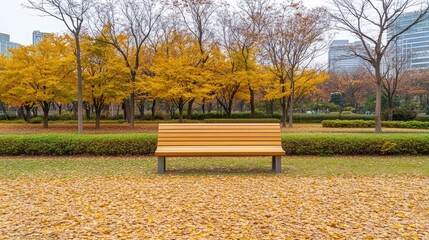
[0,33,20,56]
[32,30,49,45]
[328,40,367,73]
[388,12,429,70]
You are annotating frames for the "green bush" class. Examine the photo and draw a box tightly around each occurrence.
[48,113,74,121]
[0,134,157,156]
[1,133,429,156]
[384,108,417,121]
[416,115,429,122]
[29,117,43,124]
[0,115,19,121]
[341,111,353,115]
[282,134,429,155]
[322,120,429,129]
[204,118,280,123]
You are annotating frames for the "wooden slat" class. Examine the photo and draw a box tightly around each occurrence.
[154,146,285,156]
[158,133,280,137]
[159,129,280,133]
[159,124,280,129]
[158,137,279,141]
[158,141,280,146]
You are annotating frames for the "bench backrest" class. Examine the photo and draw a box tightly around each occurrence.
[157,123,282,147]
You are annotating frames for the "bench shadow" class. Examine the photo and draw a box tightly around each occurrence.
[164,167,287,175]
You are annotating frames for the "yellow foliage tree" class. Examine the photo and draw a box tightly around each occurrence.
[150,32,212,123]
[0,34,75,128]
[264,69,329,110]
[81,37,130,129]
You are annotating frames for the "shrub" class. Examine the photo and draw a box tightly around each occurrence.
[322,120,429,129]
[29,117,43,124]
[282,134,429,155]
[416,115,429,122]
[1,133,429,156]
[341,111,353,115]
[0,115,19,121]
[0,134,157,156]
[48,113,74,121]
[385,108,417,121]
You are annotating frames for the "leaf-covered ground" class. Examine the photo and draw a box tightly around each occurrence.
[1,176,428,239]
[0,123,158,134]
[1,123,429,135]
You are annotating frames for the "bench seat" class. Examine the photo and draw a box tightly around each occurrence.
[154,123,285,173]
[155,146,285,156]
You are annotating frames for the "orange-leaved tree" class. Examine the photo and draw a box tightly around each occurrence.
[150,32,213,123]
[0,34,75,128]
[264,69,329,113]
[81,36,130,129]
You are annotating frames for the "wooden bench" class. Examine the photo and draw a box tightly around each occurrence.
[154,123,285,173]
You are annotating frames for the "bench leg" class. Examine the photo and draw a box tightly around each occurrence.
[158,156,166,174]
[272,156,281,173]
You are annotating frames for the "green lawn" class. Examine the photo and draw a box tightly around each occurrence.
[1,156,428,178]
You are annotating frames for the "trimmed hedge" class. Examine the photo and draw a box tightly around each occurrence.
[0,134,157,156]
[322,120,429,129]
[1,133,429,156]
[282,134,429,155]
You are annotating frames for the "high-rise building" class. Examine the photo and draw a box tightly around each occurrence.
[388,12,429,70]
[0,33,20,56]
[328,40,367,73]
[32,30,50,45]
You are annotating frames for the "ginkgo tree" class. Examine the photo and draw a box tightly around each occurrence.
[81,36,130,129]
[150,31,212,123]
[264,69,329,113]
[0,34,75,128]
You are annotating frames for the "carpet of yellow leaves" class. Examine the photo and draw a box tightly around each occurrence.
[1,176,428,239]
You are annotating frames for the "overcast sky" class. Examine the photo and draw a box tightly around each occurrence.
[0,0,347,45]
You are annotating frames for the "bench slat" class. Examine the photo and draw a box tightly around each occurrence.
[158,141,281,146]
[158,133,280,137]
[155,146,285,156]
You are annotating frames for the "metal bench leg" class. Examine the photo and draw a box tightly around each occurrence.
[158,156,166,174]
[273,156,281,173]
[272,156,276,170]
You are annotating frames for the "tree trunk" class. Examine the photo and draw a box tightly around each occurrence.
[32,107,38,117]
[57,104,62,115]
[249,88,255,118]
[84,103,91,120]
[281,96,287,128]
[72,102,78,120]
[202,98,206,113]
[123,100,131,122]
[25,106,32,123]
[95,107,101,129]
[187,98,194,120]
[18,107,26,122]
[178,103,184,123]
[75,34,84,134]
[42,102,50,129]
[138,99,145,121]
[129,92,135,129]
[227,99,233,118]
[375,66,383,133]
[0,103,9,120]
[288,81,295,128]
[151,99,157,120]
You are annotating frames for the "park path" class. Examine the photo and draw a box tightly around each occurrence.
[1,176,428,239]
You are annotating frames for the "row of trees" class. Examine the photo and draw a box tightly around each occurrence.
[1,0,429,133]
[0,0,330,129]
